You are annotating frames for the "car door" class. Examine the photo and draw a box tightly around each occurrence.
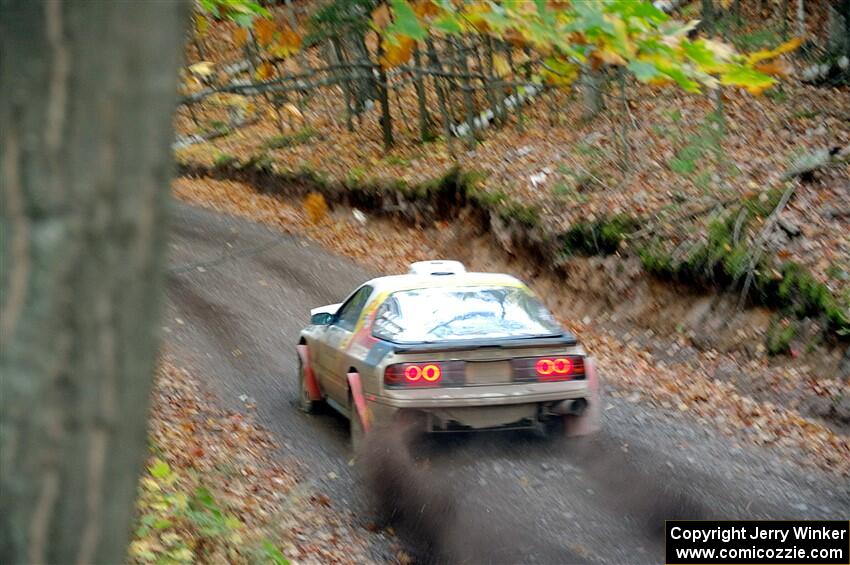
[318,285,373,405]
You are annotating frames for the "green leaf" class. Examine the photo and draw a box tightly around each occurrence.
[432,14,462,34]
[192,486,217,510]
[233,12,254,28]
[535,0,555,26]
[629,2,669,22]
[661,66,701,93]
[669,157,696,174]
[199,0,220,18]
[388,0,426,40]
[720,65,776,94]
[568,2,611,33]
[480,9,513,32]
[627,60,659,81]
[154,518,173,530]
[149,459,171,479]
[682,40,719,68]
[168,546,194,563]
[263,540,290,565]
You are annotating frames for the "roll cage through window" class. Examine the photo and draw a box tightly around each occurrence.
[371,284,562,343]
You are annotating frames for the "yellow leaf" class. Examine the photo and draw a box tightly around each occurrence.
[279,25,301,50]
[171,548,194,561]
[746,37,802,65]
[380,35,414,69]
[542,68,578,86]
[745,83,770,95]
[605,15,635,58]
[188,61,215,77]
[270,25,301,58]
[463,3,493,33]
[194,13,209,37]
[754,60,790,76]
[304,192,328,224]
[232,27,248,47]
[209,93,249,109]
[414,0,439,17]
[255,62,274,80]
[254,18,276,47]
[542,56,578,85]
[129,540,156,561]
[493,54,511,77]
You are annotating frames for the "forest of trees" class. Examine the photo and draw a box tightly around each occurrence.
[179,0,850,152]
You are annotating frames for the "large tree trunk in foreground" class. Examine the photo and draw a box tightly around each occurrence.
[0,2,187,563]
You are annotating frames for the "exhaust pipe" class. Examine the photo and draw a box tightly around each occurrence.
[552,398,588,416]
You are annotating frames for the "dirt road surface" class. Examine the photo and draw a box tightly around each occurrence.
[164,202,849,564]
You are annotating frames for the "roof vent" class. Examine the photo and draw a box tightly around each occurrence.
[408,260,466,276]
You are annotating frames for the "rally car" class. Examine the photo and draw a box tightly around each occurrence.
[296,261,599,448]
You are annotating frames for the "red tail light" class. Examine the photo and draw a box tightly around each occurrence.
[513,356,585,382]
[385,362,446,388]
[536,357,573,377]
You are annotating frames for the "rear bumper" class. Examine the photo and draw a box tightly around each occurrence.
[369,381,590,430]
[375,380,589,409]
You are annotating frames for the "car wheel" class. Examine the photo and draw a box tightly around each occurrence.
[298,357,318,414]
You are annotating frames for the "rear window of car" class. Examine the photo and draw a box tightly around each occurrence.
[371,285,562,343]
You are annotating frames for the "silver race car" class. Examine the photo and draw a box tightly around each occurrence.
[297,261,600,447]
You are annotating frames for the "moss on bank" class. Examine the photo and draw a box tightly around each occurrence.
[176,155,849,341]
[559,215,639,255]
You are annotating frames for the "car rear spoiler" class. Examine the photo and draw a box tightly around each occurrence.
[389,334,578,354]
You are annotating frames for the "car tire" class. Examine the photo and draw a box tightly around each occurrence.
[298,356,318,414]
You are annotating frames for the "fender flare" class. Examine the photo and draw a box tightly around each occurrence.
[346,371,371,432]
[296,344,322,401]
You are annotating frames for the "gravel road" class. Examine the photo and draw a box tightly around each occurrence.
[164,201,849,564]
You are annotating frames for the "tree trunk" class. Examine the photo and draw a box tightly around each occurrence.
[375,42,394,150]
[797,0,805,37]
[425,37,456,158]
[330,37,355,132]
[505,44,524,130]
[485,37,506,125]
[0,2,187,563]
[454,37,477,149]
[580,66,607,121]
[702,0,715,35]
[412,44,432,142]
[782,0,790,38]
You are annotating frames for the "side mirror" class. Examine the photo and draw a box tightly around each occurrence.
[310,312,334,325]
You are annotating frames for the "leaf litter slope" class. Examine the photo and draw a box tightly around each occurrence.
[131,361,378,564]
